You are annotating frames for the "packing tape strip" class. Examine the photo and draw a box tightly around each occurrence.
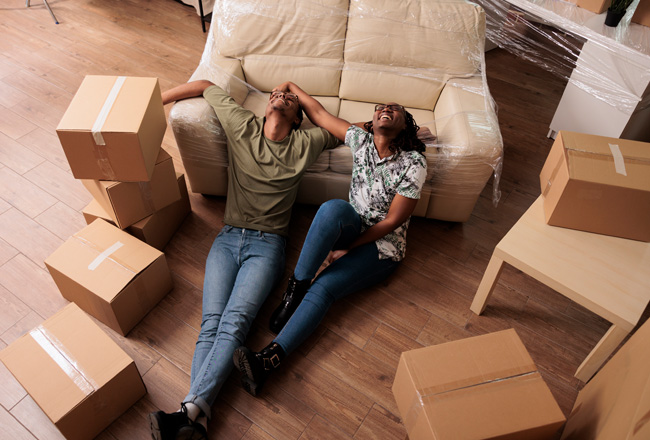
[403,371,538,434]
[92,76,126,146]
[74,235,135,275]
[30,326,97,396]
[95,147,117,180]
[88,241,124,271]
[608,143,627,176]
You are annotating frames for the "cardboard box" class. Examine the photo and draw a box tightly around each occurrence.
[539,131,650,242]
[83,173,191,250]
[632,0,650,27]
[393,329,565,440]
[57,75,166,182]
[81,148,181,229]
[0,303,146,440]
[560,319,650,440]
[576,0,611,13]
[44,219,173,335]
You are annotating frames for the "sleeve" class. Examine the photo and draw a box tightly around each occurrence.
[344,125,367,154]
[203,85,255,138]
[397,154,427,200]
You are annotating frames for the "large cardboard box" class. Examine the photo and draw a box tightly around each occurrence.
[576,0,611,13]
[0,303,146,440]
[83,172,192,250]
[561,318,650,439]
[539,131,650,242]
[44,219,173,335]
[393,329,565,440]
[57,75,166,182]
[81,148,181,229]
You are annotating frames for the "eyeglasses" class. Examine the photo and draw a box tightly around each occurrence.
[270,91,299,103]
[375,104,404,113]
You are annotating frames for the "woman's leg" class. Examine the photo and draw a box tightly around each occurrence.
[293,199,361,281]
[275,242,399,355]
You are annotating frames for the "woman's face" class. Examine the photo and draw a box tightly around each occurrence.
[372,103,407,132]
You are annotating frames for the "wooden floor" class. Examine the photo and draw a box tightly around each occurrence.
[1,1,645,439]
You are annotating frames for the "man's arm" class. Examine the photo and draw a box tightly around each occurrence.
[161,80,215,105]
[274,81,351,142]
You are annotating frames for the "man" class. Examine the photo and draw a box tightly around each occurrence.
[150,80,339,440]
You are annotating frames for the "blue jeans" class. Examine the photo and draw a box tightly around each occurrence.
[184,225,286,419]
[274,199,399,355]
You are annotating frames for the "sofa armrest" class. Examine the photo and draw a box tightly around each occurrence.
[427,76,503,221]
[169,57,248,195]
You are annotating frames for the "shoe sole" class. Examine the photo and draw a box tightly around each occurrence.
[240,376,261,397]
[149,412,163,440]
[233,347,256,382]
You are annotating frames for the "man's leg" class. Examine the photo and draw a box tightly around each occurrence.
[184,228,286,418]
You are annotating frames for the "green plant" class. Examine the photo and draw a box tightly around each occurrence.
[608,0,634,14]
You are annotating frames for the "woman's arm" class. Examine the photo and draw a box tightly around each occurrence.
[161,80,215,105]
[327,194,419,263]
[274,81,351,142]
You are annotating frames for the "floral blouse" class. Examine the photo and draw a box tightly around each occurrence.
[345,126,427,261]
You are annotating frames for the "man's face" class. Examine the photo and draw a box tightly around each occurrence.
[267,91,300,123]
[372,103,406,132]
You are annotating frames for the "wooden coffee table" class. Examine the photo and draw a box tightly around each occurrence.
[470,196,650,382]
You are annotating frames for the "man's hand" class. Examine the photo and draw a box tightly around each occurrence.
[272,82,294,94]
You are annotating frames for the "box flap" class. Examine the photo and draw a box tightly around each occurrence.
[102,77,159,134]
[404,329,536,398]
[560,131,650,191]
[0,304,133,422]
[45,219,163,302]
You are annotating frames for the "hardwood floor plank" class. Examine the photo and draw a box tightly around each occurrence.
[0,167,57,219]
[0,209,63,269]
[0,254,67,320]
[0,358,27,411]
[0,283,31,335]
[11,396,65,440]
[23,161,91,211]
[0,131,44,174]
[0,404,37,440]
[0,237,19,267]
[0,310,48,347]
[353,404,406,440]
[364,324,424,368]
[299,415,354,440]
[34,201,87,240]
[16,127,71,173]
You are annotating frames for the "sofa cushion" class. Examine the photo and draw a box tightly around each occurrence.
[242,55,342,95]
[214,0,348,93]
[341,0,485,109]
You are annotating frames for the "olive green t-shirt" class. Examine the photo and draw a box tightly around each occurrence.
[203,85,339,236]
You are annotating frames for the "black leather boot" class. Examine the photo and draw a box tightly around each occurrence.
[269,275,311,334]
[233,342,285,396]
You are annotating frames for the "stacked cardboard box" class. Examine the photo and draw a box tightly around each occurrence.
[393,329,566,439]
[44,75,185,333]
[0,303,147,440]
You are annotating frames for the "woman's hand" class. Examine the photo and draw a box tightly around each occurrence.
[325,249,348,265]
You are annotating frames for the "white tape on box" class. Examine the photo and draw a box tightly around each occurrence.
[608,143,627,176]
[30,326,97,395]
[88,241,124,271]
[92,76,126,146]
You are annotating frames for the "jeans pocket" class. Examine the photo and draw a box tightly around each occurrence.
[260,231,286,248]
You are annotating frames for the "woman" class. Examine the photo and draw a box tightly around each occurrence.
[233,81,428,395]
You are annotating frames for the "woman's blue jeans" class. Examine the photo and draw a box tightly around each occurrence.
[184,225,285,419]
[274,199,399,355]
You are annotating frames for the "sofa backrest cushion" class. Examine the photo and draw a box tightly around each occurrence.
[340,0,486,110]
[213,0,349,95]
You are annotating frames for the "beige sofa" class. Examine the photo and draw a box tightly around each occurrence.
[169,0,503,222]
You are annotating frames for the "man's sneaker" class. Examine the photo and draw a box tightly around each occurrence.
[149,403,192,440]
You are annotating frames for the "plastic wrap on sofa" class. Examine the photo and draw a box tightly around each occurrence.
[169,0,506,219]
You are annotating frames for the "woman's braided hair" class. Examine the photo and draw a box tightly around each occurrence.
[363,109,426,155]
